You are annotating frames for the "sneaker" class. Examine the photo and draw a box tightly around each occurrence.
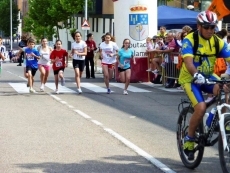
[107,88,111,94]
[123,90,128,95]
[183,136,195,161]
[77,88,82,94]
[55,89,59,94]
[205,96,215,103]
[152,69,159,74]
[61,77,65,86]
[146,68,152,72]
[40,85,44,92]
[29,88,36,93]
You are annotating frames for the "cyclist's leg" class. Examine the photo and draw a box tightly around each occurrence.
[183,83,207,160]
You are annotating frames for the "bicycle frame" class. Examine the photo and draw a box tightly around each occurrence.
[217,103,230,152]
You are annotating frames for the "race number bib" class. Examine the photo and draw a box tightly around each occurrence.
[124,59,130,65]
[27,56,34,60]
[55,61,62,67]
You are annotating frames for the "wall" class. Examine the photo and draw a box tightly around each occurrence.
[103,0,114,14]
[58,16,114,51]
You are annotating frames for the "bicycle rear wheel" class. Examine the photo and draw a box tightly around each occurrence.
[177,106,205,169]
[218,114,230,173]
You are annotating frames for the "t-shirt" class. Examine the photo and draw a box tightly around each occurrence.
[38,46,52,65]
[71,40,87,60]
[18,40,27,48]
[100,41,119,64]
[25,47,40,69]
[118,48,134,69]
[50,49,68,70]
[179,32,230,84]
[0,45,6,57]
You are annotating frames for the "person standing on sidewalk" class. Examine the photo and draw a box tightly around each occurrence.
[85,33,97,79]
[0,37,6,60]
[117,38,136,95]
[24,38,40,93]
[50,40,68,94]
[100,32,119,94]
[17,34,27,66]
[70,31,87,94]
[37,37,53,91]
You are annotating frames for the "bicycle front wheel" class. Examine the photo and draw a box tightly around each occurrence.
[177,106,204,169]
[218,114,230,173]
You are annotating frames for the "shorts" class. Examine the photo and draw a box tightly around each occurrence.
[72,59,85,72]
[26,67,37,76]
[39,64,50,71]
[118,67,130,72]
[53,68,64,75]
[183,74,219,107]
[101,63,114,69]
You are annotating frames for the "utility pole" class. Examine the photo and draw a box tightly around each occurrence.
[10,0,12,50]
[84,0,88,40]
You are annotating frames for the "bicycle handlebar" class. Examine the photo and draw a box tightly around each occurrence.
[192,77,230,85]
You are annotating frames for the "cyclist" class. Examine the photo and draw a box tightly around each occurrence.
[178,11,230,161]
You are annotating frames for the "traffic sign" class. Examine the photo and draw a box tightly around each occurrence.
[81,19,90,30]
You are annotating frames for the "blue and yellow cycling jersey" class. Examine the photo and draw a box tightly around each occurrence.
[178,32,230,84]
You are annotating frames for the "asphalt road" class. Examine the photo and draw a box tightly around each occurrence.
[0,62,223,173]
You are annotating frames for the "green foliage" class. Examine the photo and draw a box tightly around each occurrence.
[26,0,87,40]
[0,0,19,37]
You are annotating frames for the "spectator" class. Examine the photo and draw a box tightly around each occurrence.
[85,33,97,79]
[157,26,167,38]
[146,36,159,73]
[17,33,28,66]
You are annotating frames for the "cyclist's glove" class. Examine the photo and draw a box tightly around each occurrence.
[193,72,205,84]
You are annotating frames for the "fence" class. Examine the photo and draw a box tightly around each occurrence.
[162,52,181,85]
[147,51,181,85]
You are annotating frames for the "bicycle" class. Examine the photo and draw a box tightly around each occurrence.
[177,78,230,172]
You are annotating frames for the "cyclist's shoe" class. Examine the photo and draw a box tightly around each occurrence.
[183,136,195,161]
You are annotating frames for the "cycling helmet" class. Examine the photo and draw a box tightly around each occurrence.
[197,11,218,25]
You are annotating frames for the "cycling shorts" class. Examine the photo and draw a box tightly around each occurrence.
[182,74,220,107]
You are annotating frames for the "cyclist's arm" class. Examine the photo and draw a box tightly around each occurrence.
[183,56,197,75]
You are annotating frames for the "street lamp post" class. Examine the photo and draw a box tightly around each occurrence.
[10,0,12,50]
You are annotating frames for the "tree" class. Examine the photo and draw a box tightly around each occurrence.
[0,0,19,37]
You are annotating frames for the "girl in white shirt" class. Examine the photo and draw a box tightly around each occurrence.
[38,38,53,91]
[99,32,119,94]
[70,31,87,94]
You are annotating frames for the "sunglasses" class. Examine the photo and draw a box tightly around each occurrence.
[202,25,215,30]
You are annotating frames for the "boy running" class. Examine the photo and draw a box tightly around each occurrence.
[25,38,40,93]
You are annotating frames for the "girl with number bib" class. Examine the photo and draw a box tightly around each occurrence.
[50,40,68,94]
[37,38,53,91]
[117,39,136,95]
[70,31,87,94]
[99,32,119,94]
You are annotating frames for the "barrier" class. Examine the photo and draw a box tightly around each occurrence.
[115,56,149,83]
[162,52,181,85]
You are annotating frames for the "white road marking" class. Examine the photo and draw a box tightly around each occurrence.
[91,120,103,126]
[142,82,184,93]
[45,83,76,93]
[110,82,151,92]
[74,110,91,119]
[104,128,176,173]
[80,83,114,93]
[9,83,32,94]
